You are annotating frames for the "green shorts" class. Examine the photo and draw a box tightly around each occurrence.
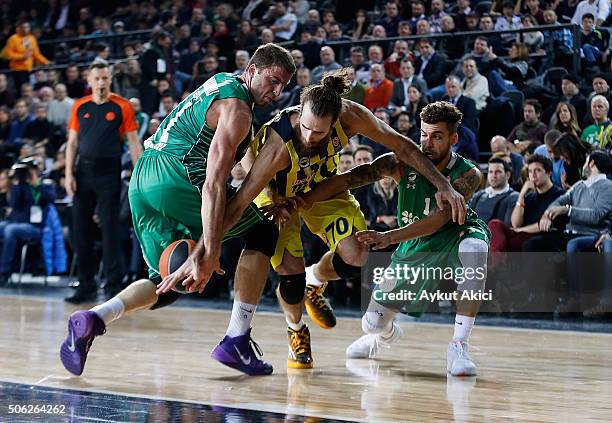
[374,225,490,317]
[129,150,264,282]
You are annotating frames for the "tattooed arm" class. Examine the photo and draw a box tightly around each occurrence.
[357,167,482,250]
[298,153,404,211]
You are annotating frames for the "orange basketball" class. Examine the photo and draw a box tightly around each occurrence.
[158,240,197,292]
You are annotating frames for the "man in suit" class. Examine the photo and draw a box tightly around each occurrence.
[442,75,478,133]
[414,39,447,89]
[344,67,367,105]
[390,59,428,116]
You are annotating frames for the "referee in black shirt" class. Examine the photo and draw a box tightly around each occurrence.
[65,62,143,303]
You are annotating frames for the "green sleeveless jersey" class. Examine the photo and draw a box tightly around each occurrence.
[144,73,253,189]
[392,153,490,263]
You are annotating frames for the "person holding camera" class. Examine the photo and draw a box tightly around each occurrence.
[0,160,55,285]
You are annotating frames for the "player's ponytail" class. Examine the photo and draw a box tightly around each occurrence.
[300,68,352,122]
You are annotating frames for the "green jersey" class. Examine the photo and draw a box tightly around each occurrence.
[392,153,490,264]
[144,73,253,189]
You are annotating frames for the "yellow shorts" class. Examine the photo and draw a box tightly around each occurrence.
[255,191,367,270]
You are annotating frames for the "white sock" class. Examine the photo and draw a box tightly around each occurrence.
[91,297,125,326]
[305,265,323,287]
[453,314,475,342]
[226,300,256,337]
[362,299,396,338]
[286,317,305,331]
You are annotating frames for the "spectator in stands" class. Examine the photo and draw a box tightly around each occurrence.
[442,75,478,133]
[489,154,563,253]
[584,75,612,126]
[367,45,384,67]
[491,135,525,185]
[542,9,574,66]
[581,95,612,148]
[409,1,427,33]
[141,31,174,113]
[390,59,427,116]
[553,133,591,189]
[339,150,355,173]
[269,1,298,42]
[478,15,504,55]
[0,74,15,109]
[0,106,12,144]
[367,177,398,234]
[242,0,269,26]
[23,104,51,146]
[4,21,49,92]
[278,67,310,109]
[349,46,370,85]
[495,1,522,46]
[364,64,393,111]
[232,50,250,76]
[128,98,150,142]
[303,9,321,35]
[327,23,350,44]
[523,0,546,24]
[63,64,86,99]
[415,19,431,36]
[439,15,464,60]
[508,99,548,143]
[534,129,565,188]
[415,39,447,93]
[461,58,490,112]
[519,14,545,51]
[470,156,519,226]
[465,12,480,32]
[158,92,177,120]
[558,75,588,123]
[311,46,342,84]
[344,67,366,105]
[572,0,610,27]
[377,1,402,37]
[47,84,73,131]
[454,125,480,163]
[486,42,530,94]
[396,111,420,141]
[526,151,612,313]
[349,9,372,41]
[579,13,606,68]
[0,159,55,285]
[403,84,428,129]
[384,40,411,79]
[551,102,581,136]
[235,21,259,53]
[92,43,110,64]
[428,0,448,33]
[0,170,10,220]
[6,99,33,148]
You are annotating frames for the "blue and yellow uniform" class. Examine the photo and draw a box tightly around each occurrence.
[251,106,367,269]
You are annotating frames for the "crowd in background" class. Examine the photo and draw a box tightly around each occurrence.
[0,0,611,318]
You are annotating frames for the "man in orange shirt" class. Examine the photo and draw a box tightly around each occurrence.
[4,21,49,92]
[364,63,393,111]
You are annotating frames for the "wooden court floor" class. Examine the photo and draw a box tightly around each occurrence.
[0,295,611,422]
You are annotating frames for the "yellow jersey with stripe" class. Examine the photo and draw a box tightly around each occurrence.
[251,106,350,199]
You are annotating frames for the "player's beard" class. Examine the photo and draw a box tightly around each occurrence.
[293,124,331,157]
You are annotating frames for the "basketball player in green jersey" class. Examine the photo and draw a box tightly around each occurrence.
[296,102,489,376]
[60,44,295,377]
[172,72,467,370]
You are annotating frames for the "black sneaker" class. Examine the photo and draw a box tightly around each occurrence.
[65,284,98,304]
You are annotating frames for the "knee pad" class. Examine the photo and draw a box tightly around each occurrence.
[457,238,488,292]
[243,219,278,258]
[150,290,182,310]
[278,273,306,305]
[332,253,362,283]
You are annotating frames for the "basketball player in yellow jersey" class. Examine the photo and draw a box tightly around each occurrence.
[218,69,467,369]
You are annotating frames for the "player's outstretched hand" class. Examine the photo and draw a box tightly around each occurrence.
[156,250,225,295]
[356,230,391,250]
[261,197,305,225]
[435,186,466,225]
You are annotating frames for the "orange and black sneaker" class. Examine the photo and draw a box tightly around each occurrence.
[287,324,313,369]
[304,282,336,329]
